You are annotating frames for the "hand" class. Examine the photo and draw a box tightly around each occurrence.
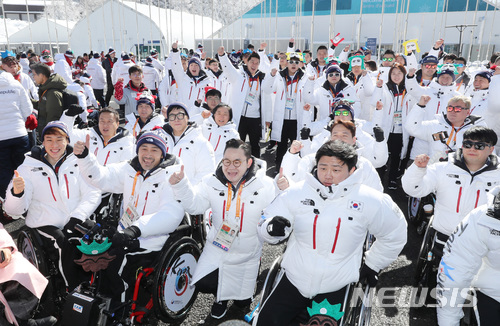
[201,52,206,60]
[376,79,384,88]
[331,33,345,47]
[289,38,294,44]
[290,140,304,154]
[343,44,351,52]
[73,134,90,157]
[218,46,225,56]
[161,106,168,118]
[169,165,185,185]
[63,217,82,236]
[201,110,211,119]
[359,264,379,288]
[494,66,500,76]
[434,38,444,49]
[117,77,124,84]
[308,75,315,81]
[408,68,416,77]
[112,226,141,249]
[276,168,289,191]
[0,249,12,269]
[414,154,430,168]
[373,126,385,142]
[172,41,178,50]
[12,170,25,195]
[25,114,38,130]
[418,95,431,107]
[260,42,267,51]
[271,68,277,76]
[300,127,311,140]
[376,101,383,111]
[266,216,291,236]
[65,104,84,117]
[303,104,312,112]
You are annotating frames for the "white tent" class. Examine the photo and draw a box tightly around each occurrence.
[69,0,223,58]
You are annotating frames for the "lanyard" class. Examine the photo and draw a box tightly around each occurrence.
[226,181,245,220]
[446,125,464,146]
[130,171,142,208]
[248,78,259,92]
[286,78,299,96]
[133,118,141,138]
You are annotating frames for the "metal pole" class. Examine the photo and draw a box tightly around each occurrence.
[442,0,450,39]
[431,0,439,45]
[1,1,10,51]
[357,0,363,49]
[477,12,487,61]
[158,0,163,58]
[110,0,116,49]
[274,0,278,53]
[211,0,214,54]
[148,0,153,58]
[24,0,34,50]
[377,0,386,60]
[52,1,60,52]
[329,0,337,40]
[180,1,184,49]
[240,0,243,49]
[467,0,480,62]
[135,0,140,59]
[403,0,411,43]
[392,0,400,50]
[63,0,70,41]
[42,0,53,53]
[310,0,316,52]
[486,3,497,58]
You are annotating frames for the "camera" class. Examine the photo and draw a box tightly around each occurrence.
[432,131,449,142]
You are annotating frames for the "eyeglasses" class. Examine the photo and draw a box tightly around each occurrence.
[455,63,464,67]
[328,72,341,78]
[289,60,300,65]
[334,110,350,116]
[446,105,468,112]
[168,112,186,121]
[382,57,394,62]
[462,140,492,150]
[222,158,243,167]
[424,64,437,69]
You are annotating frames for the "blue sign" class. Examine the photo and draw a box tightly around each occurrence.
[366,38,377,54]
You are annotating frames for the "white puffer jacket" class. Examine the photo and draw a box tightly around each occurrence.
[142,64,161,91]
[124,113,165,140]
[201,117,240,164]
[171,160,276,301]
[77,153,185,251]
[86,58,106,90]
[4,148,101,229]
[402,151,500,236]
[19,72,39,101]
[164,123,216,186]
[436,192,500,326]
[258,170,407,298]
[0,71,33,141]
[467,88,489,117]
[54,53,73,84]
[206,69,230,102]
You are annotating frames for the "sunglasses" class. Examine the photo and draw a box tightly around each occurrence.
[446,105,468,112]
[462,140,492,150]
[424,64,437,69]
[222,159,243,167]
[328,72,341,78]
[168,112,186,121]
[334,110,350,116]
[289,60,300,65]
[455,63,464,67]
[382,57,394,62]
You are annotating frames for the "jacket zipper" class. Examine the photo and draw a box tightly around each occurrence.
[239,203,245,232]
[312,214,318,249]
[142,191,149,215]
[456,186,462,213]
[474,189,480,208]
[331,218,342,253]
[48,177,57,201]
[222,200,226,221]
[208,132,212,142]
[214,136,222,151]
[104,151,111,165]
[178,148,182,157]
[64,174,69,199]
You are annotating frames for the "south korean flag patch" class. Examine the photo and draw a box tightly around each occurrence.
[348,200,364,212]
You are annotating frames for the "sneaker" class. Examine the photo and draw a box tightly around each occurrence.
[388,181,398,190]
[211,300,228,319]
[233,298,252,309]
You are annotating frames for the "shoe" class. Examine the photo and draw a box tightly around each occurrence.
[233,298,252,309]
[27,316,58,326]
[388,181,398,190]
[211,300,228,319]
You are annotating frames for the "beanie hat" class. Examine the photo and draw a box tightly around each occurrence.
[108,48,115,55]
[188,57,202,68]
[122,53,131,61]
[475,70,493,83]
[146,56,153,63]
[166,102,190,119]
[42,121,70,142]
[325,65,342,76]
[41,49,50,56]
[198,43,203,49]
[65,49,74,58]
[20,52,28,59]
[93,53,100,59]
[438,64,456,81]
[330,99,355,122]
[1,50,15,59]
[135,93,155,111]
[150,49,158,57]
[136,129,168,158]
[420,55,439,65]
[205,86,222,99]
[79,72,92,84]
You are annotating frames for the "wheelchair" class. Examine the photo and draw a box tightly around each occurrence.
[407,193,435,235]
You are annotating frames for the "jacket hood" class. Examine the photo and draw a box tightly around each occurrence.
[450,149,499,177]
[305,166,364,201]
[54,53,65,62]
[205,116,236,129]
[92,125,130,144]
[88,58,101,66]
[163,121,200,142]
[438,112,483,128]
[129,152,179,176]
[39,73,67,91]
[0,70,16,86]
[214,155,260,191]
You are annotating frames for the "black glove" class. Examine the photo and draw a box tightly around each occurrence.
[112,226,141,249]
[359,264,379,288]
[487,193,500,220]
[65,104,84,117]
[300,127,311,140]
[63,217,81,236]
[373,126,385,142]
[266,216,291,237]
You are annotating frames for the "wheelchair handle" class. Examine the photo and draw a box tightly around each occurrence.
[75,223,102,242]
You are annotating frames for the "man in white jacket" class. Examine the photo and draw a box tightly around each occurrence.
[254,140,407,325]
[53,50,74,84]
[169,138,276,319]
[85,53,106,107]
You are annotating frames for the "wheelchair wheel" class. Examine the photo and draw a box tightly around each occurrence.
[260,256,283,306]
[407,196,423,225]
[343,284,373,326]
[17,228,48,274]
[152,236,201,323]
[413,216,436,305]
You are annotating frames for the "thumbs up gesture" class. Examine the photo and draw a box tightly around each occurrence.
[12,170,25,195]
[74,134,90,158]
[276,167,289,191]
[169,165,185,185]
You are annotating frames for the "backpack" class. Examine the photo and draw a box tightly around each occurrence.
[61,88,80,110]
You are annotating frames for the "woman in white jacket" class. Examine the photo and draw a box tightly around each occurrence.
[254,140,407,325]
[201,103,240,164]
[170,139,276,319]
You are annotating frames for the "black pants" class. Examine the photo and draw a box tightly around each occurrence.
[387,132,403,182]
[238,116,261,158]
[105,78,114,106]
[477,290,500,324]
[0,135,29,198]
[276,120,297,170]
[256,273,348,326]
[93,89,105,108]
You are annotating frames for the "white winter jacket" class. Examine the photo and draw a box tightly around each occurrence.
[77,153,185,251]
[4,148,101,229]
[124,113,165,140]
[467,88,489,117]
[259,171,407,298]
[0,71,33,141]
[402,151,500,236]
[86,58,106,90]
[304,78,357,121]
[19,72,39,101]
[111,60,134,86]
[201,117,240,164]
[436,193,500,326]
[142,64,161,91]
[54,54,73,84]
[164,123,216,186]
[206,69,230,102]
[171,161,276,301]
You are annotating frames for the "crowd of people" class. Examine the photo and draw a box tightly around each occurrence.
[1,34,500,326]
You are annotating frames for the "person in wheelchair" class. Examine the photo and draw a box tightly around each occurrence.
[402,127,500,265]
[73,128,185,305]
[1,223,57,326]
[169,138,276,319]
[436,188,500,325]
[255,140,407,325]
[3,121,101,291]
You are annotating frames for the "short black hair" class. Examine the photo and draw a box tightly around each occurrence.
[303,50,312,56]
[455,56,467,65]
[383,49,395,57]
[317,45,328,52]
[315,140,358,171]
[247,44,255,49]
[212,103,233,121]
[208,59,219,65]
[365,60,378,71]
[463,126,498,146]
[128,65,143,75]
[30,63,51,78]
[248,52,260,62]
[443,53,457,62]
[99,106,120,123]
[224,138,251,160]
